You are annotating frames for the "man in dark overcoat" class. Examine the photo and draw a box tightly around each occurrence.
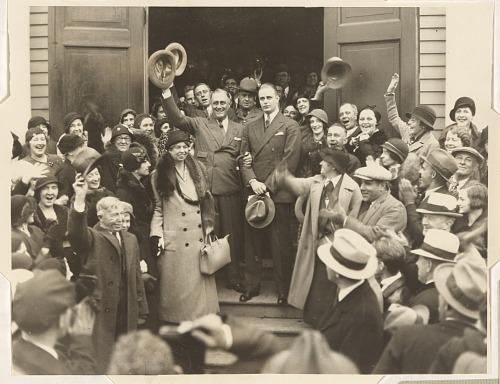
[239,83,302,303]
[68,175,148,373]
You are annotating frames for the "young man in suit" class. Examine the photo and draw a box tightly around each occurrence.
[239,83,302,304]
[329,163,407,242]
[315,228,384,373]
[68,179,148,373]
[235,77,264,126]
[161,85,250,292]
[373,256,486,374]
[12,270,97,374]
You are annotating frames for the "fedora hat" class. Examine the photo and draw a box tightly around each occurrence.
[319,148,349,174]
[354,164,393,181]
[164,42,187,77]
[317,228,377,280]
[449,97,476,122]
[411,229,459,263]
[381,138,409,163]
[147,49,177,90]
[451,146,485,164]
[245,195,276,228]
[420,149,458,182]
[405,105,436,129]
[72,147,102,175]
[416,192,462,218]
[239,77,259,94]
[434,257,486,319]
[307,109,329,126]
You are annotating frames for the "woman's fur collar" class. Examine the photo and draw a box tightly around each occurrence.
[154,153,209,200]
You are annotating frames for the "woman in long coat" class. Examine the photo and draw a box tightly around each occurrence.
[150,130,219,323]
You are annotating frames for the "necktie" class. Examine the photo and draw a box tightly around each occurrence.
[321,181,335,208]
[218,120,224,132]
[264,115,270,129]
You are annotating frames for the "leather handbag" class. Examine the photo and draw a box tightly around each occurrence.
[200,233,231,275]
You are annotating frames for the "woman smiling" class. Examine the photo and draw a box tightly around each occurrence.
[350,106,387,165]
[21,127,63,177]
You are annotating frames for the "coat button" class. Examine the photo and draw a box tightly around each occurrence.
[198,224,202,228]
[199,238,203,242]
[183,228,187,232]
[182,212,186,216]
[197,210,200,214]
[185,243,189,247]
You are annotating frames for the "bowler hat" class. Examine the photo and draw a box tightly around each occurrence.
[405,105,436,129]
[451,146,485,164]
[34,176,60,193]
[317,228,378,280]
[72,147,102,175]
[13,269,76,333]
[411,229,459,263]
[416,192,462,218]
[57,133,85,155]
[434,257,486,319]
[121,147,149,172]
[111,124,133,141]
[449,97,476,122]
[63,112,84,133]
[245,195,276,228]
[239,77,259,94]
[354,164,393,181]
[27,116,51,132]
[307,109,329,126]
[381,138,409,163]
[319,148,349,174]
[420,149,458,182]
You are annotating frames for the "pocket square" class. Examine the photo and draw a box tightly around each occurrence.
[234,137,242,141]
[275,131,285,136]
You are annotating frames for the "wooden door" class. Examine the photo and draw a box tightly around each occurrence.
[49,7,145,138]
[323,7,417,137]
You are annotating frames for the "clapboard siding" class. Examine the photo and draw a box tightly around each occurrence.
[30,7,49,120]
[419,9,446,131]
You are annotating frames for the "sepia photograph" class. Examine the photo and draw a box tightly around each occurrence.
[4,3,498,379]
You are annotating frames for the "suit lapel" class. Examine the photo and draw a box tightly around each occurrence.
[207,118,224,147]
[223,121,236,146]
[310,181,323,236]
[254,113,285,157]
[94,223,121,256]
[121,231,135,268]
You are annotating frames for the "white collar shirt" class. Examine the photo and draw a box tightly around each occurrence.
[338,279,365,302]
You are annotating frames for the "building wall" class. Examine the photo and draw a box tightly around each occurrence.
[30,6,49,121]
[419,7,446,132]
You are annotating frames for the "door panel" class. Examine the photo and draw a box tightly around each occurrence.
[49,7,145,138]
[323,7,417,138]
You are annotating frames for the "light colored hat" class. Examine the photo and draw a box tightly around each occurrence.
[434,257,487,319]
[354,164,392,181]
[416,192,462,218]
[451,146,485,164]
[411,229,459,262]
[317,228,377,280]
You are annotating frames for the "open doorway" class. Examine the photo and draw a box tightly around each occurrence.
[147,7,324,107]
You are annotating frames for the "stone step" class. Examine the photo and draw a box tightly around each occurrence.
[217,280,302,319]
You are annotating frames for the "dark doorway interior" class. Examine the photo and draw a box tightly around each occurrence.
[148,7,324,108]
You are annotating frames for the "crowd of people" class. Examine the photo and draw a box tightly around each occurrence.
[10,62,489,375]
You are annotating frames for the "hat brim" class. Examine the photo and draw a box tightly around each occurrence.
[410,248,457,263]
[381,143,405,163]
[317,242,378,280]
[415,208,462,218]
[239,87,258,94]
[434,263,479,319]
[404,112,434,130]
[451,148,485,164]
[82,155,105,177]
[420,156,453,182]
[245,195,276,229]
[34,179,62,193]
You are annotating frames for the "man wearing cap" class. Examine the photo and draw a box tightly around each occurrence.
[315,228,384,373]
[274,148,362,325]
[68,176,148,373]
[399,148,458,247]
[235,77,264,125]
[98,124,134,192]
[160,83,249,292]
[448,146,484,195]
[328,163,407,242]
[12,270,97,374]
[239,83,302,304]
[385,73,439,157]
[408,229,460,324]
[374,257,486,374]
[439,97,481,149]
